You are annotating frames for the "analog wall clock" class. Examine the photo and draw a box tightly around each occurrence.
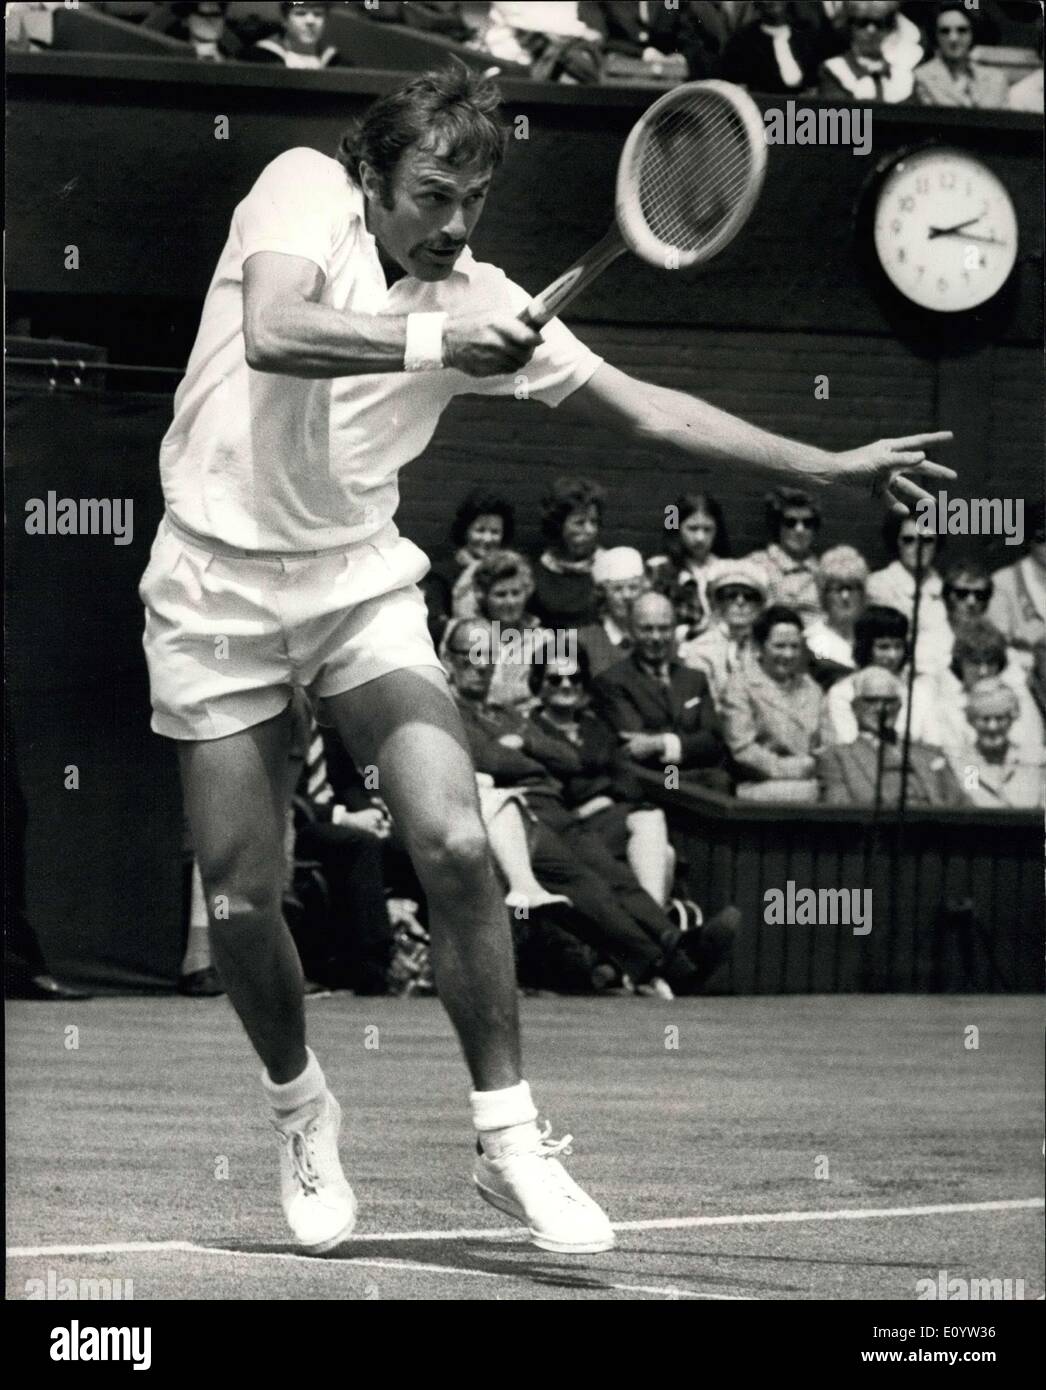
[869,145,1018,314]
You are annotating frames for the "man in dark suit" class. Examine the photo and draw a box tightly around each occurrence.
[720,0,822,93]
[593,592,732,792]
[818,667,967,808]
[580,0,728,79]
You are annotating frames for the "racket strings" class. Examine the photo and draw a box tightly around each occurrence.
[636,96,757,256]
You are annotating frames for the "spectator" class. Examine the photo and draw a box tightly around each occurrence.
[1009,59,1044,112]
[670,576,706,648]
[481,2,604,82]
[246,1,342,68]
[744,486,825,629]
[465,550,549,712]
[720,0,822,94]
[144,2,247,61]
[819,0,918,101]
[988,499,1046,654]
[581,0,721,81]
[932,617,1046,762]
[288,693,399,993]
[679,560,767,707]
[880,1,928,72]
[594,592,732,791]
[524,646,677,908]
[950,678,1045,810]
[577,546,645,678]
[531,476,605,630]
[914,2,1009,107]
[720,603,827,798]
[866,511,952,674]
[396,2,475,44]
[524,645,742,957]
[5,1,63,50]
[446,487,515,620]
[647,490,731,635]
[804,544,869,686]
[447,619,731,998]
[825,603,936,745]
[1027,640,1046,725]
[819,667,966,808]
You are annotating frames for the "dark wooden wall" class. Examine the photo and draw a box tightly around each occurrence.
[7,56,1043,573]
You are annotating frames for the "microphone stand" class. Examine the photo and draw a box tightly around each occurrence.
[898,536,926,825]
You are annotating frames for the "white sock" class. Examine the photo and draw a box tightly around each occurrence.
[262,1047,326,1116]
[470,1080,541,1160]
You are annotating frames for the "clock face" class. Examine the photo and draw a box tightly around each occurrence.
[872,147,1018,313]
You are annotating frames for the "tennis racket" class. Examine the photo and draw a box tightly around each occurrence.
[519,80,767,330]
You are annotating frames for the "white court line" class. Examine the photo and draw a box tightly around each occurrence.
[9,1196,1042,1261]
[5,1240,739,1300]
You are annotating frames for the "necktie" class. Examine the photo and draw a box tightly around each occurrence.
[305,721,335,807]
[764,24,803,88]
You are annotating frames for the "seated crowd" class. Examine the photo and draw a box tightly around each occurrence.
[179,479,1044,1003]
[7,2,1043,110]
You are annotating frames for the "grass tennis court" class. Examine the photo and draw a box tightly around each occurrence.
[6,993,1043,1301]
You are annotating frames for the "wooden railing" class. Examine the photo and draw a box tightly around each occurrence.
[635,771,1043,994]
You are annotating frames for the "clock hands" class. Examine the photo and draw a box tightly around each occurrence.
[928,216,983,239]
[927,228,1008,247]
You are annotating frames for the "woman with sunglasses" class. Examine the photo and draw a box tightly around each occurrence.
[743,487,825,630]
[525,648,675,909]
[522,649,738,991]
[914,2,1008,108]
[866,510,953,675]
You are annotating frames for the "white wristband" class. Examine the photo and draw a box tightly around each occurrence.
[404,311,447,372]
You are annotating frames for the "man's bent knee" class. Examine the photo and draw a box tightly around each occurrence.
[412,820,491,893]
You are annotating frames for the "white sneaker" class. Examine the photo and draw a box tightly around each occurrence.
[273,1091,357,1253]
[635,975,675,1000]
[474,1122,615,1254]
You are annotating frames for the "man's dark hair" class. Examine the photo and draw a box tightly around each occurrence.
[881,509,946,558]
[540,477,606,545]
[752,603,803,646]
[951,621,1007,681]
[854,604,909,668]
[764,487,820,543]
[449,488,515,549]
[942,558,993,601]
[338,66,506,204]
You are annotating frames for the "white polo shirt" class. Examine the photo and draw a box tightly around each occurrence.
[159,146,603,552]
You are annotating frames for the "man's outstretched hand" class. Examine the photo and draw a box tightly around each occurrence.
[835,431,956,514]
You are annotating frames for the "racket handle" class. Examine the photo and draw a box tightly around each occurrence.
[519,227,626,330]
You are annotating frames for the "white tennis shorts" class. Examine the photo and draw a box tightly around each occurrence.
[139,513,443,740]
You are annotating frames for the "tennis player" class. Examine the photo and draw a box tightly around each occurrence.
[140,66,953,1256]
